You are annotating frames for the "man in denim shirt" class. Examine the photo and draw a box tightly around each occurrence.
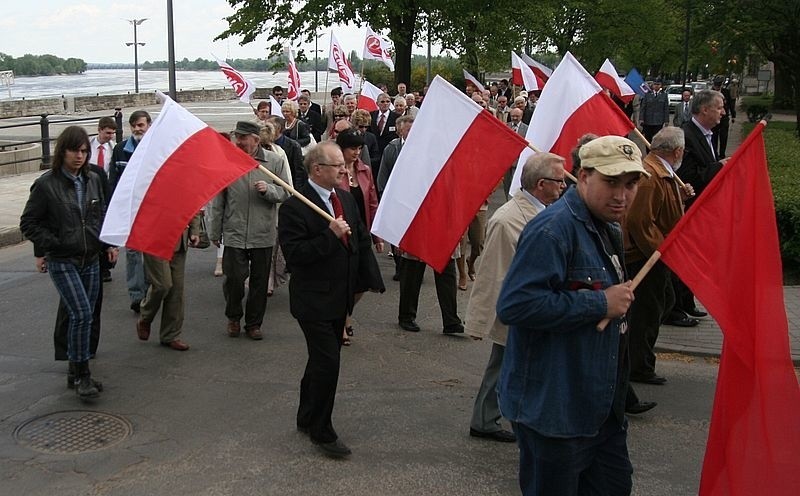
[497,135,649,496]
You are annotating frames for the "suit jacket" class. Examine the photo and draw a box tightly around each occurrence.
[640,90,670,126]
[278,182,384,321]
[309,101,322,115]
[673,100,692,127]
[508,121,528,137]
[284,119,312,147]
[369,110,398,155]
[299,109,324,143]
[678,120,722,207]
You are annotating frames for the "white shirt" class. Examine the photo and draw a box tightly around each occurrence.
[89,136,114,171]
[691,116,716,160]
[308,179,335,216]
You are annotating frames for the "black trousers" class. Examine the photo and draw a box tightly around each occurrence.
[712,117,730,159]
[627,260,674,379]
[222,246,272,329]
[642,124,663,144]
[54,275,102,361]
[297,318,345,444]
[398,258,460,329]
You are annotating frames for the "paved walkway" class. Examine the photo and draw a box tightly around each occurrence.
[1,108,797,364]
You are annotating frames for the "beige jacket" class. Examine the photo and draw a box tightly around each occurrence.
[465,190,544,345]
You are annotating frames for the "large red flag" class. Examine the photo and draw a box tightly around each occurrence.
[101,93,256,260]
[357,80,383,112]
[371,75,529,272]
[659,122,800,495]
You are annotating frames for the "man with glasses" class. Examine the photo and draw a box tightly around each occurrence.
[279,141,383,458]
[369,92,398,183]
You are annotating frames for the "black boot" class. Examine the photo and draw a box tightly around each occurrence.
[72,361,100,399]
[67,362,103,392]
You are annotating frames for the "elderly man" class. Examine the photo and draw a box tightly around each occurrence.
[624,127,694,385]
[298,94,324,143]
[498,135,648,496]
[370,92,398,181]
[279,142,383,458]
[495,96,511,123]
[672,89,693,127]
[342,94,358,119]
[210,121,292,340]
[467,152,566,443]
[513,96,533,124]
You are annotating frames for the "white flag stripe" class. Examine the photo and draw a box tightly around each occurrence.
[101,94,206,247]
[512,51,539,92]
[521,53,553,78]
[372,76,481,245]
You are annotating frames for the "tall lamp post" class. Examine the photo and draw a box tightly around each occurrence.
[126,18,148,93]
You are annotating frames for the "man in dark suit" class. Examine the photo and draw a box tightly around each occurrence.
[300,89,322,115]
[369,92,398,181]
[669,89,729,325]
[672,89,693,127]
[298,93,324,142]
[710,76,736,159]
[279,141,384,458]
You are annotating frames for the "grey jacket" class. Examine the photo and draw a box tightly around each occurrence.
[639,90,670,126]
[210,146,291,249]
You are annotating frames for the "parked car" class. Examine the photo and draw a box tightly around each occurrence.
[666,85,685,113]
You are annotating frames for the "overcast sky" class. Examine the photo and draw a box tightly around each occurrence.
[3,0,441,64]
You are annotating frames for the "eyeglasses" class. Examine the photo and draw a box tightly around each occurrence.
[317,162,346,168]
[378,100,391,103]
[541,177,567,185]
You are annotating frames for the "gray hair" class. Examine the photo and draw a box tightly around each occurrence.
[520,152,565,190]
[281,99,299,115]
[690,89,723,115]
[304,141,340,174]
[393,96,407,106]
[395,115,414,128]
[343,94,357,104]
[651,127,685,152]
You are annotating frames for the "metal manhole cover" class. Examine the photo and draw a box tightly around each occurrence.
[14,410,132,454]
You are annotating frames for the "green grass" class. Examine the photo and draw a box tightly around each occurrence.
[743,121,800,281]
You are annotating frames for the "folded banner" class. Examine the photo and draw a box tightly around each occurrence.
[372,76,529,272]
[215,57,256,104]
[101,93,256,260]
[363,26,394,71]
[595,58,635,104]
[659,122,800,495]
[510,52,635,192]
[624,67,650,96]
[286,48,301,101]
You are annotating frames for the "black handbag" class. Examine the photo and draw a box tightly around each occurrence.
[195,214,211,249]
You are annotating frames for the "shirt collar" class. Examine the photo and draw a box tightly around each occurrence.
[521,189,546,211]
[655,155,676,176]
[691,116,713,137]
[308,178,334,200]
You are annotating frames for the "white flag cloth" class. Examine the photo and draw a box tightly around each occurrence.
[286,48,301,101]
[269,95,283,117]
[328,32,356,92]
[595,58,636,104]
[363,26,395,71]
[520,53,553,85]
[215,57,256,103]
[462,69,484,93]
[511,51,540,92]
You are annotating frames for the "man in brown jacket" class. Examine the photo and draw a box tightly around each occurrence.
[623,127,694,384]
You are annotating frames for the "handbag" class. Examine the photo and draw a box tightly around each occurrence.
[194,214,211,249]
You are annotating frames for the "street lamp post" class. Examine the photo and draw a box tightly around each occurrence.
[126,18,148,93]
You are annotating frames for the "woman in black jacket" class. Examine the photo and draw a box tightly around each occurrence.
[20,126,118,400]
[281,100,312,148]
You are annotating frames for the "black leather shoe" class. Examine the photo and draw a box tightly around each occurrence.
[664,315,699,327]
[314,438,352,458]
[626,401,658,414]
[630,374,667,385]
[685,307,708,318]
[443,324,465,334]
[469,428,516,442]
[399,320,420,332]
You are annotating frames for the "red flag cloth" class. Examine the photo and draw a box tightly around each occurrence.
[357,80,382,112]
[371,75,529,272]
[286,48,301,101]
[595,58,635,104]
[659,122,800,495]
[101,93,256,260]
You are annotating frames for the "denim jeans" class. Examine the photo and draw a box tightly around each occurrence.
[512,416,633,496]
[126,248,147,304]
[48,260,100,362]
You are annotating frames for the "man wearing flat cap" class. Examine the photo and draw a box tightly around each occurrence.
[497,135,648,496]
[210,121,292,340]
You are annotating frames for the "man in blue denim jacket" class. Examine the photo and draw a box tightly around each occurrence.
[497,135,649,496]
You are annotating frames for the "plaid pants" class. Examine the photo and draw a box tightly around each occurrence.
[48,260,100,362]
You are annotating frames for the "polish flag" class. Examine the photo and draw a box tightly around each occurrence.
[363,26,395,71]
[463,69,484,94]
[286,48,301,100]
[328,32,356,92]
[215,57,256,103]
[511,51,540,92]
[357,80,383,112]
[595,58,635,104]
[101,93,256,260]
[509,52,635,192]
[520,53,552,87]
[372,76,529,272]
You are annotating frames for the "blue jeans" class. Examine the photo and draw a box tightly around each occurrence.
[512,416,633,496]
[126,248,147,304]
[48,260,100,362]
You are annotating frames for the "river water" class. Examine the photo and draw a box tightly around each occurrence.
[0,69,346,100]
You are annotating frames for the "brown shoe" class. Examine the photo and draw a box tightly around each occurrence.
[136,319,151,341]
[245,326,263,340]
[161,339,190,351]
[227,320,241,337]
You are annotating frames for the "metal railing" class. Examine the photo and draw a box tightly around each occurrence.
[0,109,123,169]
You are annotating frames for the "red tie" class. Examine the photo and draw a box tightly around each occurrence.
[97,145,105,169]
[330,191,349,247]
[377,113,386,135]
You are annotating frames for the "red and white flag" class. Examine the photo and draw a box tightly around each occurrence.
[286,48,301,101]
[363,26,394,72]
[328,32,356,92]
[463,69,484,94]
[595,58,635,104]
[215,57,256,103]
[372,76,529,272]
[511,51,540,92]
[100,93,256,260]
[510,52,634,192]
[659,122,800,495]
[357,80,383,112]
[520,53,552,88]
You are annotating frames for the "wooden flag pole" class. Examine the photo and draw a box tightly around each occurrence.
[632,127,691,192]
[596,250,662,332]
[256,164,335,223]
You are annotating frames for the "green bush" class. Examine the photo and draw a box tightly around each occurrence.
[743,121,800,272]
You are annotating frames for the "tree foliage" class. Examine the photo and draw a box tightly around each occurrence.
[0,53,86,76]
